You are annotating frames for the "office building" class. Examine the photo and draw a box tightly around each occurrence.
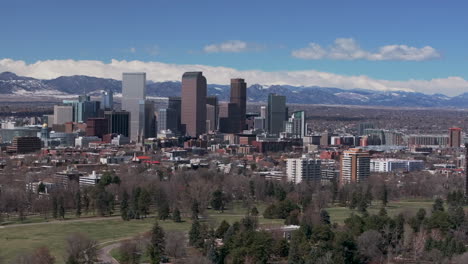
[340,148,371,184]
[219,103,239,133]
[267,93,287,136]
[407,134,449,147]
[86,118,108,138]
[7,136,41,153]
[358,123,375,136]
[104,110,130,137]
[63,95,101,123]
[285,111,306,138]
[121,72,146,142]
[101,90,113,110]
[75,136,101,148]
[286,156,322,184]
[53,105,73,125]
[254,117,266,131]
[230,78,247,132]
[158,108,179,134]
[449,127,462,148]
[181,72,207,137]
[168,97,182,133]
[206,96,219,132]
[260,106,267,118]
[370,159,424,172]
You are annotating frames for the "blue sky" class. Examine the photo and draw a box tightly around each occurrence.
[1,0,468,95]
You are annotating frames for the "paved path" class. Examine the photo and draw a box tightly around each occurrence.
[97,241,121,264]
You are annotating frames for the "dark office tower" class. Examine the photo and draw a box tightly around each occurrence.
[449,127,462,148]
[86,118,108,138]
[230,78,247,132]
[158,108,178,133]
[267,93,287,136]
[101,90,113,110]
[206,96,218,132]
[181,72,207,137]
[104,110,130,137]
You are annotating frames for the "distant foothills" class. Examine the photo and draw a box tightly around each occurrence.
[1,71,468,108]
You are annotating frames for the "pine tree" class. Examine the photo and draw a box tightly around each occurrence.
[250,206,259,217]
[172,208,182,222]
[189,219,202,248]
[381,184,389,207]
[121,191,129,221]
[147,221,165,264]
[320,209,331,225]
[83,189,90,215]
[191,200,199,220]
[75,190,81,217]
[432,197,445,212]
[52,196,58,219]
[59,197,65,219]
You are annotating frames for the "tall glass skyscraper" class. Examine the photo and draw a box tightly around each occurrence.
[267,93,287,136]
[122,72,146,142]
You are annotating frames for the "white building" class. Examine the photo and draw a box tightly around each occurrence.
[79,171,102,187]
[286,155,321,184]
[75,136,101,148]
[370,159,425,172]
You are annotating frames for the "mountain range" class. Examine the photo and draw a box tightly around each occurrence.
[0,71,467,108]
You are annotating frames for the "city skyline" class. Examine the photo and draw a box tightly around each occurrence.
[1,1,468,96]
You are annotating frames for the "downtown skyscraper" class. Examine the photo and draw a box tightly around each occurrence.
[121,72,147,142]
[267,93,287,136]
[230,78,247,132]
[181,72,207,137]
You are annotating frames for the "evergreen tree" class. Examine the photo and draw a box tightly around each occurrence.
[59,197,65,219]
[432,197,445,212]
[215,220,230,238]
[112,175,121,185]
[381,184,388,207]
[191,200,199,220]
[158,202,170,220]
[147,221,165,264]
[131,187,141,219]
[250,206,259,217]
[121,191,130,221]
[52,196,58,219]
[172,208,182,222]
[82,189,90,215]
[189,220,203,248]
[138,189,151,218]
[37,182,46,193]
[75,190,81,217]
[320,209,331,225]
[211,189,225,212]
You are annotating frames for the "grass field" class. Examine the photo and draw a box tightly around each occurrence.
[0,199,436,262]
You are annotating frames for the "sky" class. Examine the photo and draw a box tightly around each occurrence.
[1,0,468,96]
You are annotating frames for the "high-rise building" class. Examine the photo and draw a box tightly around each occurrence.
[206,96,219,132]
[254,117,265,131]
[53,105,73,125]
[104,110,130,137]
[267,93,287,136]
[285,111,306,138]
[340,148,371,184]
[465,144,468,196]
[230,79,247,132]
[63,96,101,123]
[101,90,113,110]
[122,72,146,142]
[260,106,267,119]
[358,123,375,136]
[86,118,108,138]
[168,97,182,133]
[219,102,239,133]
[181,72,207,137]
[449,127,462,148]
[158,108,178,134]
[286,156,322,184]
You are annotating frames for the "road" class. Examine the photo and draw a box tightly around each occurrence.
[97,241,121,264]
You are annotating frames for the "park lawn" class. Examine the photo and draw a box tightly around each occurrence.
[327,199,434,224]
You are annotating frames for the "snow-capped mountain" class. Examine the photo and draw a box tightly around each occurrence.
[1,71,468,108]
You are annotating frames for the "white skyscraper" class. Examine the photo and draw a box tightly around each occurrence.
[122,72,146,143]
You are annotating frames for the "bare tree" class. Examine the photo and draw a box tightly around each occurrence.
[165,231,187,260]
[65,233,98,264]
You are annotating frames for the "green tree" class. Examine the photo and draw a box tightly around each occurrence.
[432,197,445,213]
[381,184,388,207]
[191,200,199,220]
[131,187,141,219]
[273,238,289,258]
[211,189,226,212]
[158,202,170,220]
[52,196,58,219]
[112,175,121,185]
[59,197,65,219]
[37,182,46,193]
[250,206,259,217]
[138,189,151,218]
[82,189,90,215]
[75,190,81,217]
[100,172,113,186]
[288,230,309,264]
[189,220,203,248]
[121,191,130,221]
[320,209,331,225]
[215,220,230,238]
[172,208,182,222]
[147,222,165,264]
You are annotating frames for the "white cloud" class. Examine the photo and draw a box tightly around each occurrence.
[203,40,260,53]
[0,58,467,96]
[292,38,441,61]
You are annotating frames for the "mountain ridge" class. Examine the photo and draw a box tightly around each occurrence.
[1,71,468,108]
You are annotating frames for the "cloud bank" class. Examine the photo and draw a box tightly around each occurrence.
[0,58,467,96]
[204,40,261,53]
[292,38,441,61]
